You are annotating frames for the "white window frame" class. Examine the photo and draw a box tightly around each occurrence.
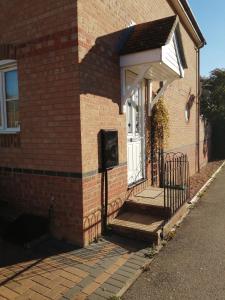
[0,62,20,133]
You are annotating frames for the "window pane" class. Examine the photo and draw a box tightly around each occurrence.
[0,101,2,127]
[5,70,19,99]
[133,90,139,134]
[127,100,132,133]
[6,100,19,128]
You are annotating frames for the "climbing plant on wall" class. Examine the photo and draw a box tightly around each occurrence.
[145,104,152,159]
[151,97,169,152]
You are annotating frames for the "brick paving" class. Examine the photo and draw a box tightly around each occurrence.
[0,235,150,300]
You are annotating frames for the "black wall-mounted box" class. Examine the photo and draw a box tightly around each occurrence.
[101,129,119,170]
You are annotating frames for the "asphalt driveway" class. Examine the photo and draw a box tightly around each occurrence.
[124,166,225,300]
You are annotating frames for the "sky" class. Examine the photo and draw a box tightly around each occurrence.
[188,0,225,77]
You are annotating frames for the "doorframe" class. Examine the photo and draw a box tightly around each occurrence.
[140,80,146,182]
[125,70,147,186]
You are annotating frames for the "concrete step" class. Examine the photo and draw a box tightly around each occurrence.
[124,199,171,218]
[110,212,165,244]
[126,186,171,217]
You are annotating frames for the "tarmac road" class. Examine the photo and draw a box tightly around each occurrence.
[123,166,225,300]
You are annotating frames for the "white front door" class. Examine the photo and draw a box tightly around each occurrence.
[126,73,145,185]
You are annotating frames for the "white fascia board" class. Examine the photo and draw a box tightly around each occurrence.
[121,64,151,104]
[169,0,203,47]
[120,48,161,68]
[161,44,181,77]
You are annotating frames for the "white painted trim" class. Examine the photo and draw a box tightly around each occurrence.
[0,60,16,68]
[141,80,146,180]
[151,80,171,105]
[121,64,151,108]
[121,67,126,113]
[120,48,161,68]
[147,80,152,116]
[125,72,146,185]
[0,128,20,134]
[169,0,204,47]
[162,42,181,77]
[148,80,172,116]
[173,34,184,78]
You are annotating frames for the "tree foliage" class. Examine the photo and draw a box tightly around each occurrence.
[201,68,225,121]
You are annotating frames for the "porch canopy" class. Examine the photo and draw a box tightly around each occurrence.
[120,15,187,114]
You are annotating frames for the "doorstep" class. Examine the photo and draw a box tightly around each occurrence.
[109,186,170,245]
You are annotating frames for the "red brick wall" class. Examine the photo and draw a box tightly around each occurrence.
[0,0,84,245]
[0,169,83,244]
[0,0,80,171]
[77,0,207,245]
[0,0,209,247]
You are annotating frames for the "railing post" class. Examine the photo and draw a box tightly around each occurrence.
[163,152,190,218]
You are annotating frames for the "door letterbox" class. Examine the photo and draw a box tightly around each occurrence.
[101,129,119,170]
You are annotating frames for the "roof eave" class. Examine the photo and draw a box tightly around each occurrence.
[168,0,206,48]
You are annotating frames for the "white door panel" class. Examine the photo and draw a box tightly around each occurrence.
[126,71,145,186]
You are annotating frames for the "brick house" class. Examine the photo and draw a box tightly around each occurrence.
[0,0,208,246]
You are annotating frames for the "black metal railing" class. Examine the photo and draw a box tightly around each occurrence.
[164,152,190,217]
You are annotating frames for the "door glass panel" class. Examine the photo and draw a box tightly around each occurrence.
[135,105,140,133]
[126,78,145,185]
[127,100,132,133]
[133,89,140,134]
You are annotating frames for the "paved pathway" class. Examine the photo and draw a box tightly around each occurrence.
[124,166,225,300]
[0,234,151,300]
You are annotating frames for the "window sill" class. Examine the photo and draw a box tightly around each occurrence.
[0,130,20,135]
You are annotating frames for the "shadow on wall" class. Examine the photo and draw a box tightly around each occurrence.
[78,26,134,109]
[79,28,133,244]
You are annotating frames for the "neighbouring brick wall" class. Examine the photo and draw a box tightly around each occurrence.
[77,0,203,244]
[0,0,84,245]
